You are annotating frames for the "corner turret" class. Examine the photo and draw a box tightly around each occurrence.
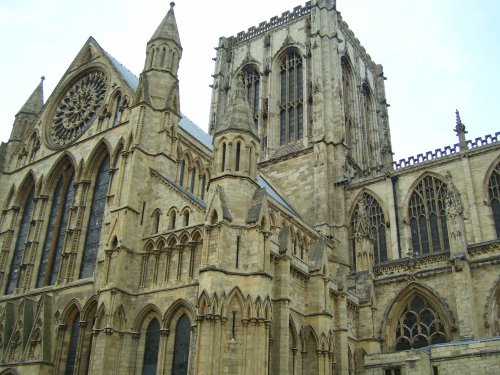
[9,77,44,142]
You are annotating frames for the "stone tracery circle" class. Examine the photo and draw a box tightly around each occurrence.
[49,71,107,147]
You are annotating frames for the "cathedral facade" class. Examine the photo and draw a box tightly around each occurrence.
[0,1,499,374]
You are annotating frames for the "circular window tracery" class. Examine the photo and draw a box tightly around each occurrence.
[48,71,107,148]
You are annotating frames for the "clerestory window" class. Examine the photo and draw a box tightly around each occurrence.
[488,161,500,237]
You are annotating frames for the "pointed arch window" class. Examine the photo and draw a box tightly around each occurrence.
[235,142,241,171]
[351,193,388,265]
[488,161,500,237]
[5,187,35,294]
[341,57,356,156]
[179,159,185,187]
[172,314,191,375]
[279,50,304,145]
[6,187,35,294]
[142,318,160,375]
[394,295,447,351]
[409,176,449,255]
[160,48,166,68]
[242,66,260,127]
[80,155,110,279]
[200,174,206,200]
[37,172,75,287]
[112,94,122,127]
[190,168,196,193]
[221,143,226,172]
[65,312,80,375]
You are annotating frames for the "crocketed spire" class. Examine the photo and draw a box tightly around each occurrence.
[17,77,44,117]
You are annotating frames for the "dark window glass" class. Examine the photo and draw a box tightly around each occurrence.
[221,144,226,172]
[37,174,74,287]
[408,176,449,255]
[80,156,110,278]
[235,142,241,171]
[65,312,80,375]
[179,160,185,187]
[112,95,121,127]
[142,318,160,375]
[488,162,500,237]
[200,174,206,200]
[6,187,35,294]
[172,315,191,375]
[190,168,196,193]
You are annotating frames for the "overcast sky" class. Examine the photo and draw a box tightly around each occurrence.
[0,0,499,160]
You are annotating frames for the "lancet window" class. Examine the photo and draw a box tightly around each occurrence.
[80,155,110,278]
[341,56,356,157]
[408,176,449,255]
[488,161,500,237]
[64,312,80,375]
[6,187,35,294]
[279,50,304,145]
[142,318,160,375]
[394,295,447,351]
[37,171,75,287]
[112,94,122,127]
[171,314,191,375]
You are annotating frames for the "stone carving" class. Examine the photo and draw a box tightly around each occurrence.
[49,71,108,148]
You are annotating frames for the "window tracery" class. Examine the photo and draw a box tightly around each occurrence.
[488,161,500,237]
[80,155,110,279]
[409,176,449,255]
[242,66,260,127]
[6,187,35,294]
[394,295,447,350]
[279,50,304,145]
[351,193,388,265]
[37,172,75,287]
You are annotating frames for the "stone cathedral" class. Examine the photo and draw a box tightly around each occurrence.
[0,1,499,374]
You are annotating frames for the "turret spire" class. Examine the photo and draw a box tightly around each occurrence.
[148,2,181,48]
[9,77,44,142]
[454,109,468,151]
[17,76,44,117]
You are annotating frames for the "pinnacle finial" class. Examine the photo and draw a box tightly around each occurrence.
[454,109,468,151]
[170,2,175,8]
[41,76,45,81]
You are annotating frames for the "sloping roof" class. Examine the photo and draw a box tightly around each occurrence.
[104,51,140,91]
[179,115,213,150]
[257,174,300,217]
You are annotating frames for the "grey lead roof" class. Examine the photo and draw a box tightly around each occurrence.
[105,51,139,91]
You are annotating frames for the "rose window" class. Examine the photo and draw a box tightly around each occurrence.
[49,71,107,147]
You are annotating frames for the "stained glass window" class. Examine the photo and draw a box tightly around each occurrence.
[279,51,304,145]
[351,193,388,265]
[242,67,260,127]
[172,315,191,375]
[37,174,74,287]
[488,161,500,237]
[80,156,110,278]
[395,295,447,350]
[6,187,35,294]
[65,312,80,375]
[409,176,449,255]
[142,318,160,375]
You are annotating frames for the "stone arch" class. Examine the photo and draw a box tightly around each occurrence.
[301,325,319,374]
[180,207,191,227]
[151,208,162,234]
[81,295,99,323]
[60,299,82,324]
[82,139,111,180]
[163,299,196,330]
[2,185,15,210]
[111,137,125,169]
[13,170,36,206]
[167,207,178,230]
[223,286,246,318]
[402,171,448,218]
[197,290,211,316]
[382,282,453,351]
[42,152,76,194]
[113,305,126,331]
[95,303,107,330]
[132,304,162,332]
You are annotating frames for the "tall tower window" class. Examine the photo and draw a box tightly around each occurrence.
[221,143,226,172]
[488,161,500,237]
[235,142,241,171]
[112,94,122,127]
[200,174,206,200]
[341,56,356,158]
[64,312,81,375]
[279,50,304,145]
[6,186,35,294]
[409,176,449,255]
[179,159,186,187]
[37,171,75,287]
[242,66,260,127]
[80,155,110,278]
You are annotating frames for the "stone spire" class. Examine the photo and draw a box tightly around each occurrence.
[148,2,181,48]
[17,77,44,117]
[9,77,44,142]
[214,77,259,139]
[454,109,468,151]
